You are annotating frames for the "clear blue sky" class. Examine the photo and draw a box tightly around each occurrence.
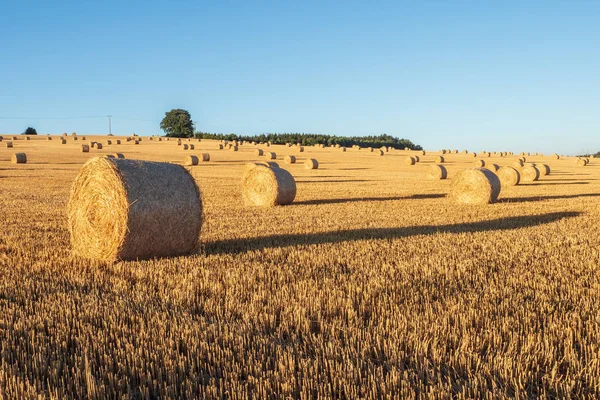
[1,1,598,154]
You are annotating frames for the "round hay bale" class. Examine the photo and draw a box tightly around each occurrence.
[107,140,112,145]
[450,168,501,205]
[67,157,202,262]
[11,153,27,164]
[133,140,139,145]
[427,164,447,180]
[255,149,264,156]
[242,165,296,207]
[521,165,540,182]
[266,151,276,159]
[340,147,346,152]
[298,146,304,152]
[81,144,90,153]
[474,159,485,168]
[540,164,550,176]
[11,136,17,140]
[284,155,296,164]
[435,155,445,163]
[96,143,103,150]
[414,155,420,162]
[184,155,199,166]
[230,145,238,152]
[462,150,468,154]
[25,136,31,141]
[305,159,318,169]
[61,139,67,144]
[71,132,77,137]
[471,152,477,157]
[421,150,426,156]
[113,153,125,159]
[440,149,447,154]
[512,159,524,169]
[382,146,388,152]
[217,144,223,150]
[190,144,195,150]
[405,156,416,166]
[0,136,3,142]
[367,147,373,152]
[46,136,52,141]
[201,153,210,162]
[177,140,182,146]
[497,166,520,187]
[453,150,458,154]
[488,164,500,172]
[5,141,13,148]
[377,149,384,156]
[553,153,560,160]
[116,140,121,145]
[576,158,587,167]
[404,147,409,151]
[266,143,271,147]
[183,144,189,150]
[91,142,97,148]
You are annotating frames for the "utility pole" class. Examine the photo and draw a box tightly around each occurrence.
[107,115,112,135]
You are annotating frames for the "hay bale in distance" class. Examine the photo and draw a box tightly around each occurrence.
[107,140,112,145]
[81,144,90,153]
[414,155,420,162]
[540,164,551,176]
[405,156,416,165]
[190,144,195,150]
[576,158,587,167]
[553,154,560,160]
[266,151,276,159]
[284,155,296,164]
[255,149,264,156]
[298,146,304,152]
[184,155,199,166]
[183,144,189,150]
[474,159,485,168]
[67,157,202,262]
[435,156,445,163]
[116,140,121,145]
[6,141,13,148]
[11,153,27,164]
[61,139,67,144]
[230,145,238,152]
[497,166,520,187]
[242,165,296,207]
[450,168,501,205]
[201,153,210,162]
[96,143,103,150]
[427,164,447,180]
[377,149,384,156]
[217,144,223,150]
[305,159,318,169]
[513,159,524,169]
[521,165,540,182]
[112,153,125,159]
[488,164,500,172]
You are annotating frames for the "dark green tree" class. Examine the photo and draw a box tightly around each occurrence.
[23,127,37,135]
[160,109,195,138]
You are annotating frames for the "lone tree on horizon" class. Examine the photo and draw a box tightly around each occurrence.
[160,109,195,138]
[23,127,38,135]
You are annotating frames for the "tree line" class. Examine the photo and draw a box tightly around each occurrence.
[195,132,423,150]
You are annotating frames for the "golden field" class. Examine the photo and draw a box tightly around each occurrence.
[1,135,599,398]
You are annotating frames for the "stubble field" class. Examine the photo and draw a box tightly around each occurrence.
[1,135,599,399]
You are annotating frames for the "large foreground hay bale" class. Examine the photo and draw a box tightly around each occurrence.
[497,166,520,187]
[81,144,90,153]
[305,159,318,169]
[68,157,202,262]
[427,164,447,180]
[284,155,296,164]
[405,156,416,165]
[521,165,540,181]
[242,165,296,206]
[450,168,501,205]
[11,153,27,164]
[184,155,199,166]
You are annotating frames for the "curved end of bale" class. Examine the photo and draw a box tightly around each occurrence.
[435,156,445,163]
[450,168,501,205]
[474,159,485,167]
[497,166,521,187]
[11,153,27,164]
[242,165,296,207]
[405,156,416,165]
[184,155,199,166]
[81,144,90,153]
[284,155,296,164]
[67,157,202,262]
[521,165,540,181]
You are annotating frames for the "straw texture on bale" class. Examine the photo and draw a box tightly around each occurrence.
[576,158,587,167]
[513,159,524,169]
[305,159,318,169]
[6,141,13,148]
[255,149,264,156]
[11,153,27,164]
[450,168,501,205]
[184,155,199,166]
[521,165,540,182]
[427,164,447,180]
[435,156,445,163]
[81,144,90,153]
[67,157,203,262]
[474,159,485,168]
[497,166,520,187]
[242,165,296,207]
[201,153,210,162]
[284,155,296,164]
[245,161,280,172]
[266,152,276,159]
[405,156,416,166]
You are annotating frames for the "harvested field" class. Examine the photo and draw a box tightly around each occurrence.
[0,135,599,398]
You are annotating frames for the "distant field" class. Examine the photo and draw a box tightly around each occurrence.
[1,135,599,398]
